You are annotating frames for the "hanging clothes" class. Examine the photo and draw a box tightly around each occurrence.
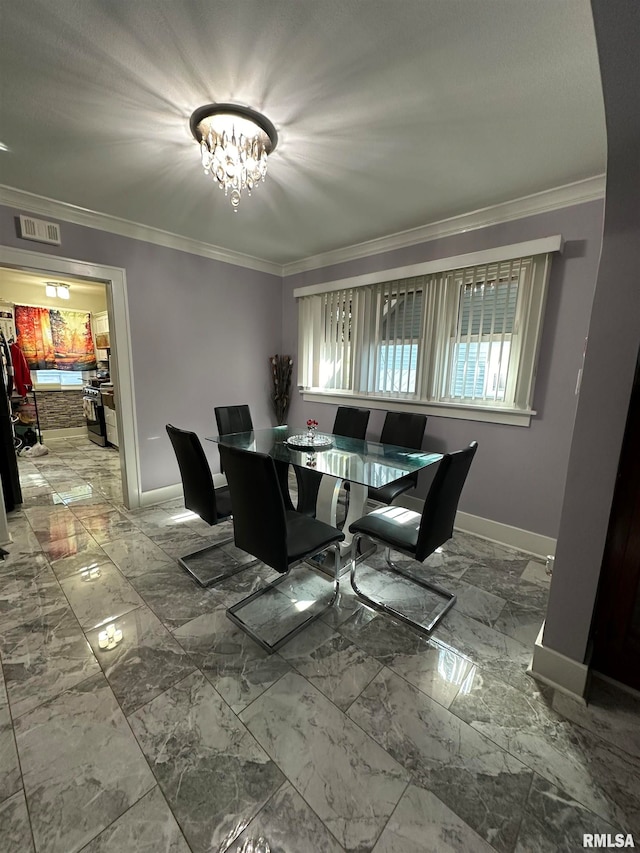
[10,342,32,397]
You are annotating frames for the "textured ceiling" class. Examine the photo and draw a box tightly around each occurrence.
[0,0,606,266]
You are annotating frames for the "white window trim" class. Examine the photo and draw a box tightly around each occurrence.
[293,235,563,298]
[302,390,535,427]
[297,236,563,426]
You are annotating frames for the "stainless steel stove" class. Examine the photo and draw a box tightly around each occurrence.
[82,385,107,446]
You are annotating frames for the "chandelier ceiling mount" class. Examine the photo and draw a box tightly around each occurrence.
[189,103,278,211]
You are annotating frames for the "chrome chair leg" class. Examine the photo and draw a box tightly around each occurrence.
[178,536,257,588]
[349,536,456,635]
[226,543,341,653]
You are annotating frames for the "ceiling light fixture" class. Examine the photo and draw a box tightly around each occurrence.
[189,103,278,211]
[45,282,70,299]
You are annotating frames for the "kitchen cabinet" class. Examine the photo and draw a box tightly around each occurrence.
[93,311,110,362]
[104,405,118,448]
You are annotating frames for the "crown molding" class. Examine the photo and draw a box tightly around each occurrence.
[282,174,606,277]
[1,175,606,280]
[0,185,282,276]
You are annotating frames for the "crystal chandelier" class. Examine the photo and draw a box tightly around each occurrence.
[189,103,278,210]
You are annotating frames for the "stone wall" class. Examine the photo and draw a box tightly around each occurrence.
[33,391,85,429]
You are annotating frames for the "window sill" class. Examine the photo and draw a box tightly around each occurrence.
[32,385,84,392]
[301,390,535,427]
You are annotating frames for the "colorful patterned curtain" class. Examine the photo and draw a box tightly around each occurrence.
[15,306,97,371]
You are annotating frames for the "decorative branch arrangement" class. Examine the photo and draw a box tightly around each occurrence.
[269,354,294,425]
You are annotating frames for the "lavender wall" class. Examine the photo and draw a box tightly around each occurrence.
[283,200,604,539]
[0,205,282,491]
[543,0,640,663]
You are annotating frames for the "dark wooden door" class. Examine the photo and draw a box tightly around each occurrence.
[591,348,640,690]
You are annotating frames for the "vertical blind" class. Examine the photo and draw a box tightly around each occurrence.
[297,251,545,411]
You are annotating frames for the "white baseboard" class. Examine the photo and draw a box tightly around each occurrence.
[42,427,87,439]
[455,511,556,559]
[139,484,183,507]
[528,623,590,700]
[396,497,556,559]
[140,474,226,509]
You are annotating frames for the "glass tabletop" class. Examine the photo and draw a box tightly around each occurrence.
[207,426,442,489]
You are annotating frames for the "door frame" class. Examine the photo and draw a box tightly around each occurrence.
[0,245,141,508]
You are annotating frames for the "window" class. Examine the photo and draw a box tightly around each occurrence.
[296,238,559,424]
[33,369,86,389]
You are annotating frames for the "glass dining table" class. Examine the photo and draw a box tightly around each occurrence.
[208,425,442,566]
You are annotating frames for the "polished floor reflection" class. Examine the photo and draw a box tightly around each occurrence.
[0,436,639,852]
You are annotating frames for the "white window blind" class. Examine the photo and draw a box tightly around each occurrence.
[297,244,554,419]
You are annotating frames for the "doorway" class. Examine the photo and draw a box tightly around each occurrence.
[0,244,140,510]
[591,346,640,692]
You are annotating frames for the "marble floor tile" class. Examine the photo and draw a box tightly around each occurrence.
[129,564,223,630]
[450,668,640,835]
[149,529,215,560]
[49,547,112,582]
[552,676,640,759]
[348,668,533,853]
[372,784,496,853]
[100,533,174,579]
[240,671,410,851]
[356,559,506,627]
[38,531,101,563]
[78,786,190,853]
[515,774,620,853]
[60,562,144,630]
[55,486,111,508]
[339,608,475,709]
[520,559,551,586]
[1,603,100,718]
[79,509,142,545]
[180,540,257,587]
[491,599,546,646]
[234,782,345,853]
[85,605,196,716]
[2,528,42,562]
[0,669,21,803]
[0,789,35,853]
[129,671,284,853]
[0,551,50,584]
[0,564,68,635]
[227,567,338,649]
[431,608,534,693]
[319,580,364,628]
[173,608,290,713]
[19,487,60,509]
[69,502,119,521]
[7,439,639,853]
[15,672,155,853]
[278,619,383,711]
[461,564,549,611]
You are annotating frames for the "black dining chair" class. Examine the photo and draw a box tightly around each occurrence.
[368,411,428,505]
[349,441,478,634]
[215,402,296,512]
[166,424,255,587]
[294,406,371,517]
[333,406,370,439]
[214,403,253,437]
[220,443,345,653]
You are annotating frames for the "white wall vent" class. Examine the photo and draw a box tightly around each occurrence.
[18,215,62,245]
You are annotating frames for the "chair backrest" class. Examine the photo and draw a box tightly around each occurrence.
[380,411,427,449]
[416,441,478,561]
[214,404,253,437]
[333,406,370,439]
[166,424,219,526]
[380,411,428,487]
[218,444,289,573]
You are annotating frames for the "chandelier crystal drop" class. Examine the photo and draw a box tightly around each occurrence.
[189,103,278,211]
